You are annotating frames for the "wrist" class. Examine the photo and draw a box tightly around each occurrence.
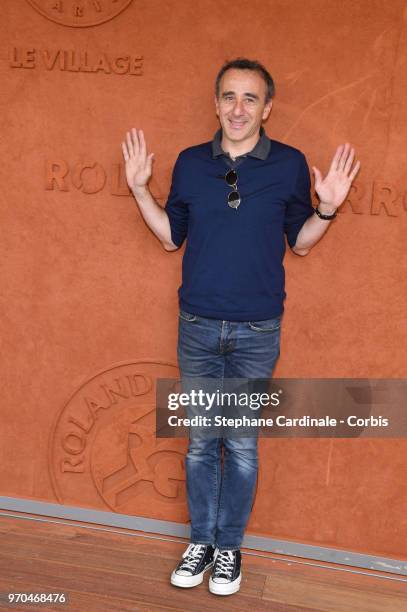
[132,185,149,198]
[317,201,337,215]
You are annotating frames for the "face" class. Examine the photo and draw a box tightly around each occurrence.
[215,68,272,145]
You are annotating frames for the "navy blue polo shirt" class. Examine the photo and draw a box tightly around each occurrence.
[165,129,314,322]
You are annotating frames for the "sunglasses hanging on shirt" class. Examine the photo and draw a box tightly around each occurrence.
[225,169,241,210]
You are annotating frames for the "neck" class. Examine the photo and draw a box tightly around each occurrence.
[221,130,261,159]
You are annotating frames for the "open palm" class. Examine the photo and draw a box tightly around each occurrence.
[312,143,360,210]
[121,128,154,192]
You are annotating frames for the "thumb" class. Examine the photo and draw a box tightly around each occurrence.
[146,152,154,172]
[312,166,322,186]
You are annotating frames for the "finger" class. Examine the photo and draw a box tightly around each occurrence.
[349,159,361,181]
[121,141,129,162]
[139,129,147,161]
[126,131,134,157]
[329,144,344,172]
[131,127,140,156]
[343,147,355,174]
[312,166,323,185]
[338,142,350,171]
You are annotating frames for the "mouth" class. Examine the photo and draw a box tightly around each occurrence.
[228,119,247,130]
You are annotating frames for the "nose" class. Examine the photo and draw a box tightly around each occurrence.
[231,98,245,116]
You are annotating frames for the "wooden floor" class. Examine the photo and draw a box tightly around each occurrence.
[0,514,406,611]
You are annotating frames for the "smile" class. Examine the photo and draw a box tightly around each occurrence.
[228,120,247,129]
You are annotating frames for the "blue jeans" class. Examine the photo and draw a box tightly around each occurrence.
[177,309,281,550]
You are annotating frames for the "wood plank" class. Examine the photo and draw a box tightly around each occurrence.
[263,574,407,612]
[0,538,266,599]
[2,516,406,596]
[0,514,187,557]
[0,552,308,612]
[244,552,407,595]
[0,578,184,612]
[1,515,406,611]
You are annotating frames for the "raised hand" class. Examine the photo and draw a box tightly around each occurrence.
[121,128,154,194]
[312,143,360,211]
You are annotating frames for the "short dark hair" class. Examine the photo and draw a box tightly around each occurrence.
[215,58,275,103]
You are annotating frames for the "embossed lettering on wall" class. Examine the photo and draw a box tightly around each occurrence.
[44,163,406,214]
[45,159,164,200]
[10,47,143,76]
[26,0,133,28]
[339,182,407,217]
[49,362,187,520]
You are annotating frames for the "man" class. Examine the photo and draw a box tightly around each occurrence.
[121,58,360,596]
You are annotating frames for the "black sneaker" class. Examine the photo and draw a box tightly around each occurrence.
[171,543,215,588]
[209,548,242,595]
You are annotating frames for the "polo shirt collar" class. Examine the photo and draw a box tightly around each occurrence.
[211,127,270,160]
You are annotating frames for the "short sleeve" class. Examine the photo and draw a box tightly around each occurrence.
[164,155,188,247]
[284,153,314,248]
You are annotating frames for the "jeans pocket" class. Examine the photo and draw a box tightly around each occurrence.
[248,315,281,332]
[179,309,198,322]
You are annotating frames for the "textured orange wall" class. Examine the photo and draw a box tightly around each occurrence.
[1,0,407,559]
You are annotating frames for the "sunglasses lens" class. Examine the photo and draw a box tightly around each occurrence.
[228,191,241,209]
[225,170,238,186]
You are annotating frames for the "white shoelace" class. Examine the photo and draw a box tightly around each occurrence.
[178,544,206,572]
[213,549,235,578]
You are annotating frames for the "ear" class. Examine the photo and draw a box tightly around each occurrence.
[262,100,273,120]
[214,95,220,117]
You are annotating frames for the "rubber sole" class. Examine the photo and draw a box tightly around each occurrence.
[209,572,242,596]
[170,562,214,588]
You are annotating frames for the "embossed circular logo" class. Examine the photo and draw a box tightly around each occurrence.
[49,361,188,522]
[26,0,133,28]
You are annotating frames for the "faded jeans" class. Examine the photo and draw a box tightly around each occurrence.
[177,309,281,550]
